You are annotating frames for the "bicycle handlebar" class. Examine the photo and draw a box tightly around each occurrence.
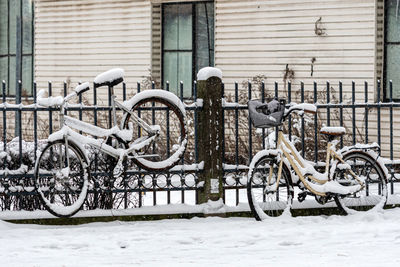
[37,82,90,108]
[283,103,317,118]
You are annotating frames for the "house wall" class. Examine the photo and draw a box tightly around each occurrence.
[34,0,152,103]
[214,0,376,98]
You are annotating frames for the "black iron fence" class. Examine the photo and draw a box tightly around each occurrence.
[0,78,400,213]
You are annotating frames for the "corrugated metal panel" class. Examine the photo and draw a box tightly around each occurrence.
[214,0,377,99]
[34,0,152,100]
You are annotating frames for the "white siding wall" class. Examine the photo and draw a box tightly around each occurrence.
[214,0,376,98]
[34,0,152,101]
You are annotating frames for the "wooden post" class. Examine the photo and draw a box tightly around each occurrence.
[197,67,224,204]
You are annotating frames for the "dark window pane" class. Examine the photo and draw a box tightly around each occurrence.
[386,45,400,99]
[22,55,32,95]
[0,0,8,55]
[386,0,400,42]
[23,0,33,54]
[163,52,178,95]
[9,56,16,95]
[0,57,8,86]
[163,5,178,50]
[9,0,21,55]
[178,4,192,50]
[178,52,192,97]
[195,2,214,74]
[162,2,213,97]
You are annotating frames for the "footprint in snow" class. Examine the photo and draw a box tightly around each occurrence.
[278,241,302,246]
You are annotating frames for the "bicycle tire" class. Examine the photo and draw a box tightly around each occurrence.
[333,150,388,214]
[122,91,187,171]
[34,139,89,217]
[247,150,294,220]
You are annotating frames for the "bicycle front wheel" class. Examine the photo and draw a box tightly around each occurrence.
[34,139,89,217]
[247,151,294,220]
[334,150,388,214]
[123,90,187,171]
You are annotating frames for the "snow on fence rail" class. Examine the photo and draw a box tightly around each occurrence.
[1,79,400,216]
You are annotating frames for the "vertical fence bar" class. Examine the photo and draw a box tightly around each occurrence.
[79,83,83,134]
[248,81,252,162]
[234,82,239,206]
[93,82,98,209]
[288,81,292,141]
[352,81,356,145]
[314,82,318,163]
[48,82,53,135]
[275,82,278,148]
[2,81,7,169]
[166,81,171,205]
[221,82,226,203]
[122,82,127,209]
[364,81,368,144]
[390,80,394,194]
[261,81,265,149]
[17,81,22,164]
[301,82,305,158]
[193,81,198,204]
[235,82,239,165]
[180,81,184,204]
[123,82,126,101]
[339,81,343,148]
[377,80,381,152]
[33,82,37,162]
[137,82,142,208]
[326,81,330,126]
[108,84,112,129]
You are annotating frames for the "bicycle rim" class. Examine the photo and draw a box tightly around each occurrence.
[34,140,89,217]
[248,154,293,220]
[123,96,187,171]
[334,151,388,214]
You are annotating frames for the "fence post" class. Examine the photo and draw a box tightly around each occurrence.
[197,67,224,204]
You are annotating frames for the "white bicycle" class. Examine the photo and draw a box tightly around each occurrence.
[34,69,187,217]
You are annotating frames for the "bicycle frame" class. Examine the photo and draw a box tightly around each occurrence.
[274,129,363,197]
[55,92,159,160]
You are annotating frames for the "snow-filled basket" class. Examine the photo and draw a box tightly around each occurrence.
[248,99,286,128]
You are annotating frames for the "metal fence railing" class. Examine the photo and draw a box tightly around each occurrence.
[0,79,399,213]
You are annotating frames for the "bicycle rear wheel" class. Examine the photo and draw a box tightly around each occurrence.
[34,139,89,217]
[123,90,187,171]
[247,151,294,220]
[334,150,388,214]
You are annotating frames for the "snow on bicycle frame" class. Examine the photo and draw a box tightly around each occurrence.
[249,100,363,195]
[35,69,187,218]
[37,68,187,172]
[247,98,388,220]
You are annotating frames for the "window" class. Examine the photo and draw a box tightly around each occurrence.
[0,0,34,97]
[162,1,214,98]
[384,0,400,101]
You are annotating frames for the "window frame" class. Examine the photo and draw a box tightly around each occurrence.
[161,1,214,99]
[383,0,400,102]
[0,0,34,98]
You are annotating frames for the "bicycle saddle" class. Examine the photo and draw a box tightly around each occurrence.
[320,126,346,136]
[94,68,125,88]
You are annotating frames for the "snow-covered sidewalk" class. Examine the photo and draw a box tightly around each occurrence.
[1,208,400,266]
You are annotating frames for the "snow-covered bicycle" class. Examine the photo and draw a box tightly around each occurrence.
[247,99,388,220]
[34,69,187,217]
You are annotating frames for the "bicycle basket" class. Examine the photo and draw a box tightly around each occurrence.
[248,99,286,128]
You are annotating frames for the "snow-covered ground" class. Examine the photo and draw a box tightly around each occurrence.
[1,208,400,266]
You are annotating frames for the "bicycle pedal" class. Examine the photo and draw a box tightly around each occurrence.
[298,191,308,202]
